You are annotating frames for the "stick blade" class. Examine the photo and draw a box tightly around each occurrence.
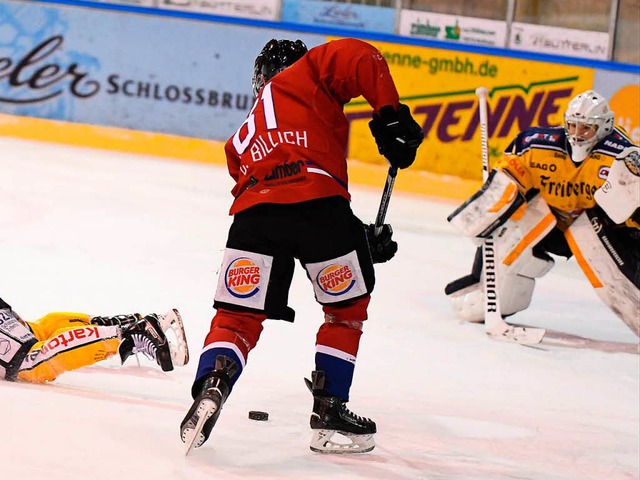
[487,324,546,345]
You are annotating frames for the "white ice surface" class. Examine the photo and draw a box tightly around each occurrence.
[0,137,637,480]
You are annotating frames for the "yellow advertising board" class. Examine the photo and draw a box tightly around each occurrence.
[340,38,595,180]
[609,84,640,144]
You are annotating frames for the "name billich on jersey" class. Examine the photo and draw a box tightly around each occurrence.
[250,130,309,162]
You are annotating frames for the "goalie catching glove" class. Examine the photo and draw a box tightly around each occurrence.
[364,223,397,264]
[369,104,424,169]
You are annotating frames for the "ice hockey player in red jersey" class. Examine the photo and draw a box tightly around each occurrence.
[446,89,639,336]
[0,297,189,383]
[180,37,423,454]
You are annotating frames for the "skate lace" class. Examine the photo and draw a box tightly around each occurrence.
[340,403,371,425]
[131,333,158,360]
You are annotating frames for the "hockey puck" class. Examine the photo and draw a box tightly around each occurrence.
[248,410,269,421]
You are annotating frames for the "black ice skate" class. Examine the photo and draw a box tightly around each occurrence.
[306,371,376,454]
[181,355,238,456]
[93,309,189,372]
[118,313,174,371]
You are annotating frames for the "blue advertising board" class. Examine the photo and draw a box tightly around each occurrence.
[281,0,395,34]
[0,1,325,140]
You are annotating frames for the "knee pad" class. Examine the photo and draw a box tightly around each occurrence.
[322,296,370,327]
[316,298,367,380]
[206,308,266,355]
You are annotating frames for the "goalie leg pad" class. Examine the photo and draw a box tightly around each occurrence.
[448,169,526,238]
[566,210,640,336]
[447,272,538,322]
[496,193,557,272]
[498,274,536,316]
[447,281,485,323]
[446,194,557,322]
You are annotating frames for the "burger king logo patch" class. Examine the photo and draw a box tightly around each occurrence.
[225,257,261,298]
[316,264,355,296]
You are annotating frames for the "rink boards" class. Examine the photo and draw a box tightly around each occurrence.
[0,112,480,201]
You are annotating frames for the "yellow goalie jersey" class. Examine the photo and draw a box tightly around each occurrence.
[495,125,635,229]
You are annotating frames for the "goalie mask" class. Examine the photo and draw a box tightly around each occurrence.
[252,39,308,97]
[564,90,614,163]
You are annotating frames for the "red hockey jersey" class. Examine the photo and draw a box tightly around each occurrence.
[224,38,400,215]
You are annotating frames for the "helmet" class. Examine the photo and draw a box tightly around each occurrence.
[252,39,308,97]
[564,90,614,163]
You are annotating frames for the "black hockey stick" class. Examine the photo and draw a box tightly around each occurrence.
[373,166,398,236]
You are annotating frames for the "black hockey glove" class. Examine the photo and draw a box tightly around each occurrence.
[364,223,398,264]
[369,103,424,169]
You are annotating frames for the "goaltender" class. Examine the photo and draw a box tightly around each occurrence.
[446,90,639,336]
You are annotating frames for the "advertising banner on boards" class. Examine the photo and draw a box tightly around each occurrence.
[509,22,609,60]
[341,37,596,179]
[157,0,280,21]
[76,0,157,6]
[398,10,507,48]
[281,0,395,34]
[85,0,158,7]
[510,23,609,61]
[0,1,324,140]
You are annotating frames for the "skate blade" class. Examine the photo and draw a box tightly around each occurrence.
[161,309,190,367]
[182,398,216,456]
[310,430,375,454]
